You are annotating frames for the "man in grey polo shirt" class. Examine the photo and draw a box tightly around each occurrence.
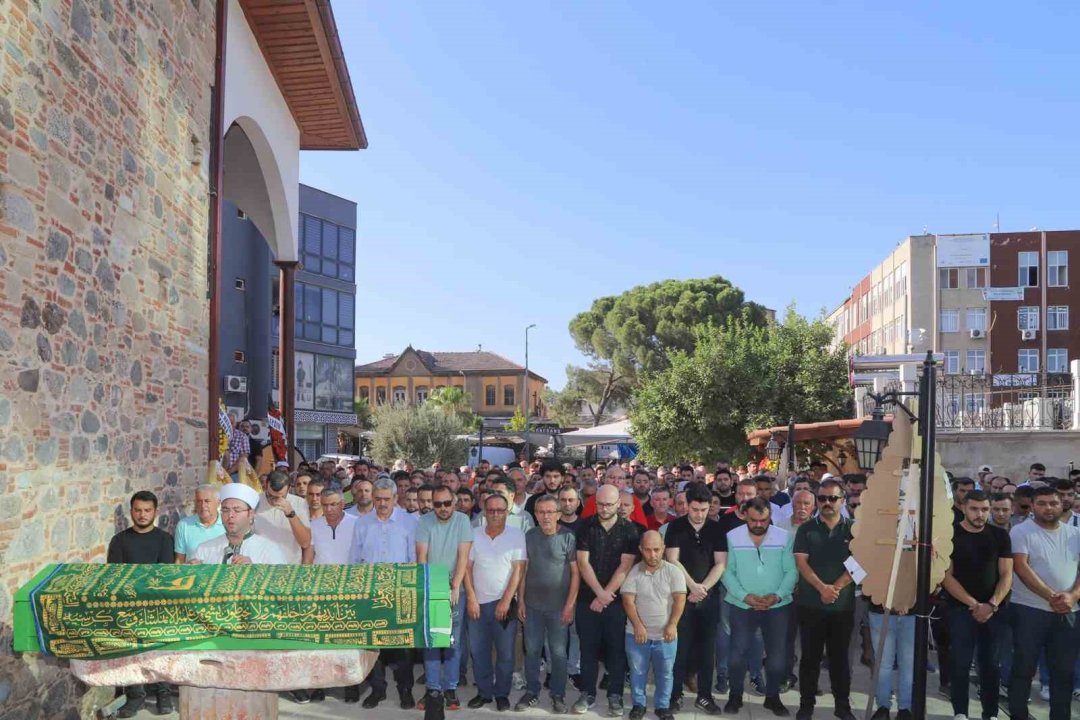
[622,530,687,720]
[416,485,473,712]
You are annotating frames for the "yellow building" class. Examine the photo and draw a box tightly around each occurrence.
[354,346,548,421]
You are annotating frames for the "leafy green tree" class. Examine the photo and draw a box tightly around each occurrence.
[428,386,482,432]
[353,397,373,431]
[631,307,850,463]
[504,407,528,432]
[371,404,468,469]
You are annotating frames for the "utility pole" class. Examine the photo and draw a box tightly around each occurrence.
[524,323,536,462]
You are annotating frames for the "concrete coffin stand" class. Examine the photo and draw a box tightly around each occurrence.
[70,649,379,719]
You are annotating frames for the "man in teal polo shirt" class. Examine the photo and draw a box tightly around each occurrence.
[792,478,856,720]
[174,484,225,563]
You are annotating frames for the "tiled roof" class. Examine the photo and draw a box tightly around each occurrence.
[355,348,546,381]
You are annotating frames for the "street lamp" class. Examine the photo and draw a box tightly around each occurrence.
[524,324,536,461]
[764,436,781,462]
[855,352,938,720]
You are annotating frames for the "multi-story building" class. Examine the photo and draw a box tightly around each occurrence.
[220,184,358,460]
[829,231,1076,377]
[355,347,549,423]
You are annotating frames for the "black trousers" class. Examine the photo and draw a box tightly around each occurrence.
[672,591,720,700]
[798,605,854,709]
[369,649,415,694]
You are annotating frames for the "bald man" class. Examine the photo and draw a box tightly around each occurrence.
[622,531,687,720]
[572,484,641,716]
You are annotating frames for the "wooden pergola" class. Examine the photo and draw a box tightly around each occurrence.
[746,417,892,475]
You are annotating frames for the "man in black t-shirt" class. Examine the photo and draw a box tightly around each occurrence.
[107,491,175,718]
[941,490,1012,720]
[665,483,727,715]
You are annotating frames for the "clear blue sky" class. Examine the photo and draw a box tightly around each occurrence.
[299,1,1080,390]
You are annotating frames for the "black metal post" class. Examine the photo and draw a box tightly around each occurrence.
[911,351,937,720]
[478,422,485,466]
[787,417,796,472]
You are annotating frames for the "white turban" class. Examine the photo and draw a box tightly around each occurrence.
[219,483,259,509]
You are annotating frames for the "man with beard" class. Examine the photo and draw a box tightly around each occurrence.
[256,470,313,564]
[174,485,224,564]
[941,490,1012,720]
[1008,486,1080,720]
[793,479,856,720]
[558,486,583,534]
[110,491,176,717]
[417,484,436,515]
[572,485,641,716]
[345,477,373,517]
[665,483,727,715]
[777,490,815,532]
[713,469,737,507]
[950,477,976,526]
[722,499,796,717]
[526,462,568,522]
[189,484,288,565]
[632,469,654,515]
[417,485,474,712]
[989,492,1013,530]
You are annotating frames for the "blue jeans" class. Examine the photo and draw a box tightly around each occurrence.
[424,600,465,692]
[625,634,677,710]
[468,601,518,699]
[525,605,569,698]
[727,604,789,697]
[576,599,627,702]
[868,611,914,710]
[946,603,1000,719]
[1008,605,1080,720]
[717,592,764,685]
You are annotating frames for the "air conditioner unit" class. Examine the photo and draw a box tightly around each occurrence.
[1020,329,1037,341]
[969,329,984,339]
[224,375,248,394]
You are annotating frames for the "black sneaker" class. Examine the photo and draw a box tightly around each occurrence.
[515,693,539,711]
[894,711,913,720]
[496,696,511,712]
[723,695,743,714]
[291,690,311,704]
[655,710,675,720]
[694,696,721,715]
[361,690,385,709]
[869,708,890,720]
[116,700,145,719]
[629,705,647,720]
[469,694,493,709]
[310,689,325,702]
[764,695,790,717]
[834,707,856,720]
[715,677,730,695]
[155,692,174,715]
[750,676,767,695]
[445,690,460,710]
[344,685,360,703]
[796,704,815,720]
[416,690,442,711]
[400,690,415,710]
[608,696,624,716]
[669,695,682,712]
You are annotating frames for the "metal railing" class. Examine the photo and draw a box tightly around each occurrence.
[861,372,1074,431]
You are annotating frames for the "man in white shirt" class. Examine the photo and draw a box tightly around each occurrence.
[255,470,312,564]
[463,493,527,712]
[352,477,418,709]
[190,484,287,565]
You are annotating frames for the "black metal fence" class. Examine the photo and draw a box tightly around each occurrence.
[861,373,1075,431]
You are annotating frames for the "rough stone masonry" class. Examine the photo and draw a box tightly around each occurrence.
[0,0,216,716]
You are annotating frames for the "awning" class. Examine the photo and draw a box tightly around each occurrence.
[558,419,634,448]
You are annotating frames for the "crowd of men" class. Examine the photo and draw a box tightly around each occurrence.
[108,454,1080,720]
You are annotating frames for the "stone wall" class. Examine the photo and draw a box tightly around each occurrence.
[0,0,215,717]
[937,431,1080,482]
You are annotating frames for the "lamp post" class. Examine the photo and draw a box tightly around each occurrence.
[524,323,536,462]
[765,436,781,463]
[787,417,796,472]
[852,352,937,720]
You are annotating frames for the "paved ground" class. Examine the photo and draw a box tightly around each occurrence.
[127,661,1055,719]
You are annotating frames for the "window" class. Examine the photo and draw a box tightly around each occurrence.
[294,283,356,346]
[944,351,960,374]
[300,213,356,282]
[895,262,907,301]
[416,386,428,404]
[359,386,369,402]
[392,386,407,405]
[966,350,986,374]
[1047,349,1068,373]
[1047,305,1069,330]
[965,268,987,289]
[1018,251,1039,287]
[939,268,959,289]
[966,308,986,332]
[1048,251,1068,287]
[1018,349,1039,373]
[940,309,960,332]
[1018,306,1040,331]
[375,387,386,406]
[485,385,496,406]
[503,385,515,406]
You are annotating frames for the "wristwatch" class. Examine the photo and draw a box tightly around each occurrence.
[988,601,999,613]
[285,510,296,519]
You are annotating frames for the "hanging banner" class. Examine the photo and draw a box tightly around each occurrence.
[936,234,990,268]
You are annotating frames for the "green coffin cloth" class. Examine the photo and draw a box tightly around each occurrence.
[14,562,451,659]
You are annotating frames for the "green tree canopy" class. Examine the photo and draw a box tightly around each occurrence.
[427,386,481,431]
[630,307,851,464]
[371,404,469,469]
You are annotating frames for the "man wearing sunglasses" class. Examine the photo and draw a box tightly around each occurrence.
[792,479,857,720]
[417,485,474,712]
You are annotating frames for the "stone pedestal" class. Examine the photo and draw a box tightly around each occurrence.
[179,686,279,720]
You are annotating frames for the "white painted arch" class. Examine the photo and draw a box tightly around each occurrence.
[222,0,300,261]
